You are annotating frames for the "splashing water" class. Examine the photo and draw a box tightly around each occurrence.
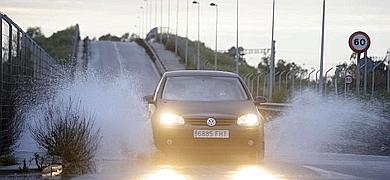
[18,70,155,161]
[266,90,388,158]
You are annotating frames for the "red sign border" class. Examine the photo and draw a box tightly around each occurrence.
[349,31,371,53]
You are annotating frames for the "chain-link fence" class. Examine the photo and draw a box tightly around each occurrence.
[0,13,79,158]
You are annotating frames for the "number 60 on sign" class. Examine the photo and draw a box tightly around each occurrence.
[348,31,371,53]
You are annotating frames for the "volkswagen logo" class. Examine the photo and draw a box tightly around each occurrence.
[207,118,217,127]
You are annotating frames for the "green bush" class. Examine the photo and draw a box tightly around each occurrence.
[164,39,176,52]
[30,98,101,175]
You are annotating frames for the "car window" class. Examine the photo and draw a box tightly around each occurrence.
[162,76,248,101]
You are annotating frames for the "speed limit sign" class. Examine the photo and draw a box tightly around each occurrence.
[345,74,353,84]
[349,31,370,53]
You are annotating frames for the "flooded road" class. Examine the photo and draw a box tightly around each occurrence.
[70,41,390,179]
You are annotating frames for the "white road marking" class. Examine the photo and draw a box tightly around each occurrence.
[113,42,123,74]
[303,165,365,179]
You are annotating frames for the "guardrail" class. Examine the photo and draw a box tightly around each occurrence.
[258,103,291,112]
[257,103,291,121]
[135,38,166,76]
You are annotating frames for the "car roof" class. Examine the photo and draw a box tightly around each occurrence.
[164,70,240,78]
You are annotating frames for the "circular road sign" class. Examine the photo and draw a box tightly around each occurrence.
[349,31,371,53]
[345,75,353,84]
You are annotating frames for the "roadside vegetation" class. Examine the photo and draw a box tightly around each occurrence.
[27,26,78,64]
[97,33,138,42]
[30,98,101,175]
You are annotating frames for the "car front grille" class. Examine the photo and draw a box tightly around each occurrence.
[185,118,236,126]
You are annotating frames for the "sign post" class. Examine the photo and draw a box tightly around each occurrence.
[349,31,371,96]
[344,74,353,97]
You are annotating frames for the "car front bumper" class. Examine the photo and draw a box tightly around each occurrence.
[153,125,264,153]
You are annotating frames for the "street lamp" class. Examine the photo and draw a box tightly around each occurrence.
[319,0,326,95]
[137,16,141,37]
[235,0,239,73]
[185,0,189,65]
[269,0,276,101]
[175,0,179,55]
[193,1,201,70]
[160,0,163,43]
[140,6,145,38]
[210,2,218,70]
[167,0,171,39]
[144,0,149,36]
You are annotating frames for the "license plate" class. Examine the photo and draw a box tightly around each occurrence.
[193,130,229,139]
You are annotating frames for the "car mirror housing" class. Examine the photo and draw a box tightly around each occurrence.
[143,95,155,104]
[254,96,267,105]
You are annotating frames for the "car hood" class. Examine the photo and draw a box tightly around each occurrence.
[157,100,257,119]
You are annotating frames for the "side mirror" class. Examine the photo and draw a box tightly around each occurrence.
[143,95,155,104]
[254,96,267,105]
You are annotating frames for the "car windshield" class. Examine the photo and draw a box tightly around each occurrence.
[162,76,248,101]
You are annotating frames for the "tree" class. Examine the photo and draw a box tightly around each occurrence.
[225,46,245,62]
[98,34,121,41]
[120,33,130,42]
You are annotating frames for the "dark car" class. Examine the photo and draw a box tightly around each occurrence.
[145,70,265,161]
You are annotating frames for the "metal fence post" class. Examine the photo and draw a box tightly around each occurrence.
[324,67,334,95]
[256,74,261,96]
[285,71,291,89]
[291,72,295,91]
[251,74,255,94]
[0,14,3,147]
[279,71,286,91]
[387,51,390,95]
[334,70,339,96]
[263,73,268,96]
[371,59,385,97]
[0,14,3,90]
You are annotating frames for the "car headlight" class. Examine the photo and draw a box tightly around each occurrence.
[160,113,185,126]
[237,114,260,127]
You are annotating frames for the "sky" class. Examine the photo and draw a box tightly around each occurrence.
[1,0,390,72]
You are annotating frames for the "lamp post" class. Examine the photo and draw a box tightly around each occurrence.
[155,0,158,37]
[167,0,171,39]
[235,0,239,74]
[193,1,201,70]
[269,0,276,101]
[185,0,189,65]
[210,3,218,70]
[175,0,179,55]
[137,16,141,37]
[140,6,145,38]
[149,0,152,31]
[144,0,148,36]
[160,0,163,43]
[319,0,326,95]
